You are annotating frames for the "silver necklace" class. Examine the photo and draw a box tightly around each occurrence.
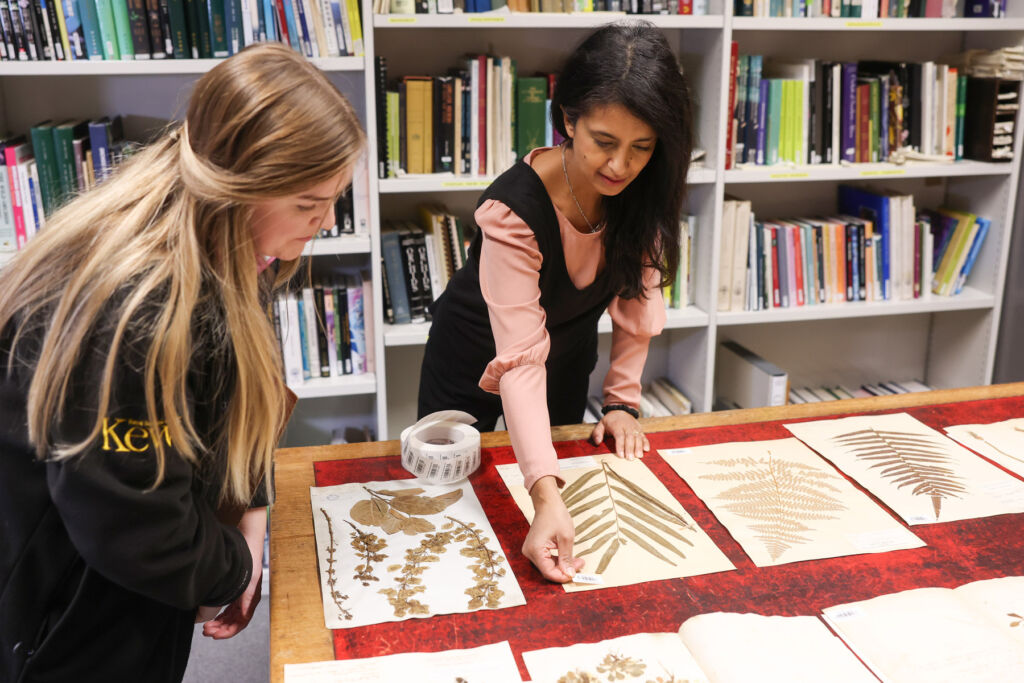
[561,143,603,233]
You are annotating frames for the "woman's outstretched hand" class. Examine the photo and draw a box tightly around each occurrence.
[522,476,585,583]
[591,409,649,460]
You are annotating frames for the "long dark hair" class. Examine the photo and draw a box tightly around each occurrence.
[552,21,693,299]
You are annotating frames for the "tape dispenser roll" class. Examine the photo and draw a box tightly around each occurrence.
[400,410,481,485]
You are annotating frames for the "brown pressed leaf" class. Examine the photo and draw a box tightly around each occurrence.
[567,496,605,518]
[615,500,693,547]
[560,468,601,502]
[605,466,690,526]
[609,484,687,528]
[401,517,436,535]
[430,489,464,509]
[575,519,616,546]
[595,538,621,574]
[619,523,677,566]
[387,495,449,515]
[375,488,426,497]
[380,514,404,535]
[350,499,387,526]
[573,508,611,537]
[576,531,616,557]
[562,483,605,510]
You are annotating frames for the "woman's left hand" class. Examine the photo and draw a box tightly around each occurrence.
[590,410,649,460]
[202,507,267,639]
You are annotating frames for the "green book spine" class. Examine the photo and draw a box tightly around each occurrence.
[166,0,188,58]
[51,122,83,205]
[869,78,879,162]
[208,0,228,57]
[955,74,966,160]
[183,0,200,57]
[782,80,794,163]
[768,79,783,165]
[79,0,106,59]
[386,90,400,178]
[110,0,135,59]
[515,77,546,161]
[93,0,121,58]
[29,123,60,216]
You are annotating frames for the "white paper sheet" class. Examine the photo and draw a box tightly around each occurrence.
[945,418,1024,479]
[660,439,925,566]
[283,641,522,682]
[785,412,1024,524]
[496,453,735,592]
[523,632,708,683]
[310,479,525,629]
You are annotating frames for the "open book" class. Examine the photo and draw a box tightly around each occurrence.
[522,613,876,683]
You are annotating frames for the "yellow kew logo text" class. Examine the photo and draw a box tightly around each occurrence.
[101,418,173,453]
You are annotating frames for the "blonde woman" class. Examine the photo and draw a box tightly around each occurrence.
[0,43,364,682]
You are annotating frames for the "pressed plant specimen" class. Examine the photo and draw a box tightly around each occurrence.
[351,486,463,535]
[346,520,387,586]
[443,516,508,609]
[319,508,353,621]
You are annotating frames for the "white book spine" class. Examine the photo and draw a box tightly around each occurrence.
[282,294,305,386]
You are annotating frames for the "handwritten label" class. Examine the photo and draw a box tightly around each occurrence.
[769,172,810,179]
[828,606,866,621]
[440,180,491,188]
[846,20,883,27]
[387,16,416,23]
[559,455,599,471]
[659,448,691,458]
[571,573,604,585]
[847,529,913,553]
[907,515,933,525]
[860,169,907,177]
[468,15,505,22]
[981,480,1024,507]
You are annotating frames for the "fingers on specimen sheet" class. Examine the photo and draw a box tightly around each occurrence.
[659,438,925,566]
[496,453,735,592]
[310,479,525,629]
[784,412,1024,524]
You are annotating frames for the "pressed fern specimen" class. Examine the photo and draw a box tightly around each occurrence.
[833,427,965,520]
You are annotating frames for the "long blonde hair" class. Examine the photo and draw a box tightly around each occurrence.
[0,42,365,504]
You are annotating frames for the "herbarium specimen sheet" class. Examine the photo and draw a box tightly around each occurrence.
[822,576,1024,683]
[945,417,1024,480]
[497,453,735,593]
[522,632,709,683]
[310,479,525,629]
[282,640,522,683]
[660,438,925,566]
[785,413,1024,524]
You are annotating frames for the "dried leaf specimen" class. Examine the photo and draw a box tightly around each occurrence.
[346,520,387,586]
[597,653,647,679]
[350,486,463,535]
[1010,612,1023,628]
[831,427,965,520]
[565,461,695,575]
[319,508,353,622]
[443,516,508,609]
[378,530,456,617]
[700,451,847,560]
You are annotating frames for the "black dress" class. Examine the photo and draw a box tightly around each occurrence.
[419,160,617,430]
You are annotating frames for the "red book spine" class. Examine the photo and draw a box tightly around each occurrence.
[792,226,805,306]
[725,41,738,170]
[4,148,26,250]
[856,84,870,163]
[679,0,692,13]
[913,218,922,298]
[276,0,290,49]
[770,226,781,308]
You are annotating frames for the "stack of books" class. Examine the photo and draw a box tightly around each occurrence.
[735,0,1003,17]
[0,0,364,62]
[375,0,708,14]
[582,377,693,422]
[274,273,373,387]
[663,214,697,311]
[789,379,934,403]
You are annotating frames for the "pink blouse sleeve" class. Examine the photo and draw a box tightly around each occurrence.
[603,266,666,409]
[476,199,560,492]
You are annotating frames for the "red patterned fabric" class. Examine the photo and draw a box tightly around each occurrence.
[313,397,1024,678]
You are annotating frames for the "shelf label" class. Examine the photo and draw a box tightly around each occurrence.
[440,180,491,188]
[387,16,417,23]
[768,172,810,179]
[468,15,506,22]
[860,169,907,177]
[846,20,883,27]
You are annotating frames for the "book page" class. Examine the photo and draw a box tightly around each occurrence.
[785,413,1024,524]
[823,580,1024,682]
[283,641,522,682]
[309,479,525,629]
[660,439,925,566]
[496,453,735,592]
[522,632,709,683]
[679,612,876,683]
[945,418,1024,479]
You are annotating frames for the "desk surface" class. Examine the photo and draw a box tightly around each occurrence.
[269,383,1024,682]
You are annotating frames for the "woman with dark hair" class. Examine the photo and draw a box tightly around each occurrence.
[418,21,693,583]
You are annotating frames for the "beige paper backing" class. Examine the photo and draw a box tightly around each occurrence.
[945,418,1024,480]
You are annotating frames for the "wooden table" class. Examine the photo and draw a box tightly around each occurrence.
[269,382,1024,682]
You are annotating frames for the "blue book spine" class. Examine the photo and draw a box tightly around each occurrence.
[292,0,310,56]
[261,0,273,39]
[296,298,311,380]
[954,218,991,294]
[381,231,412,324]
[79,0,104,59]
[745,55,762,165]
[544,100,552,148]
[281,0,299,51]
[87,120,110,180]
[838,185,891,300]
[60,0,86,58]
[756,78,768,165]
[840,63,857,163]
[27,175,40,235]
[348,281,366,374]
[754,221,765,309]
[849,223,860,301]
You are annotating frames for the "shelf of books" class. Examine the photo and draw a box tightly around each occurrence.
[724,160,1013,184]
[310,235,373,255]
[378,167,716,193]
[373,12,725,29]
[0,57,365,76]
[289,372,378,399]
[731,18,1024,31]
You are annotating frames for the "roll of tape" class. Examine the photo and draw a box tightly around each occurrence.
[400,410,481,485]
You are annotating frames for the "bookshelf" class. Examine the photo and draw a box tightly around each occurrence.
[8,1,1024,446]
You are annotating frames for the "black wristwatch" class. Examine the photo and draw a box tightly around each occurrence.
[601,403,640,420]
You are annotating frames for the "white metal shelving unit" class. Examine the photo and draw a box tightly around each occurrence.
[12,1,1024,444]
